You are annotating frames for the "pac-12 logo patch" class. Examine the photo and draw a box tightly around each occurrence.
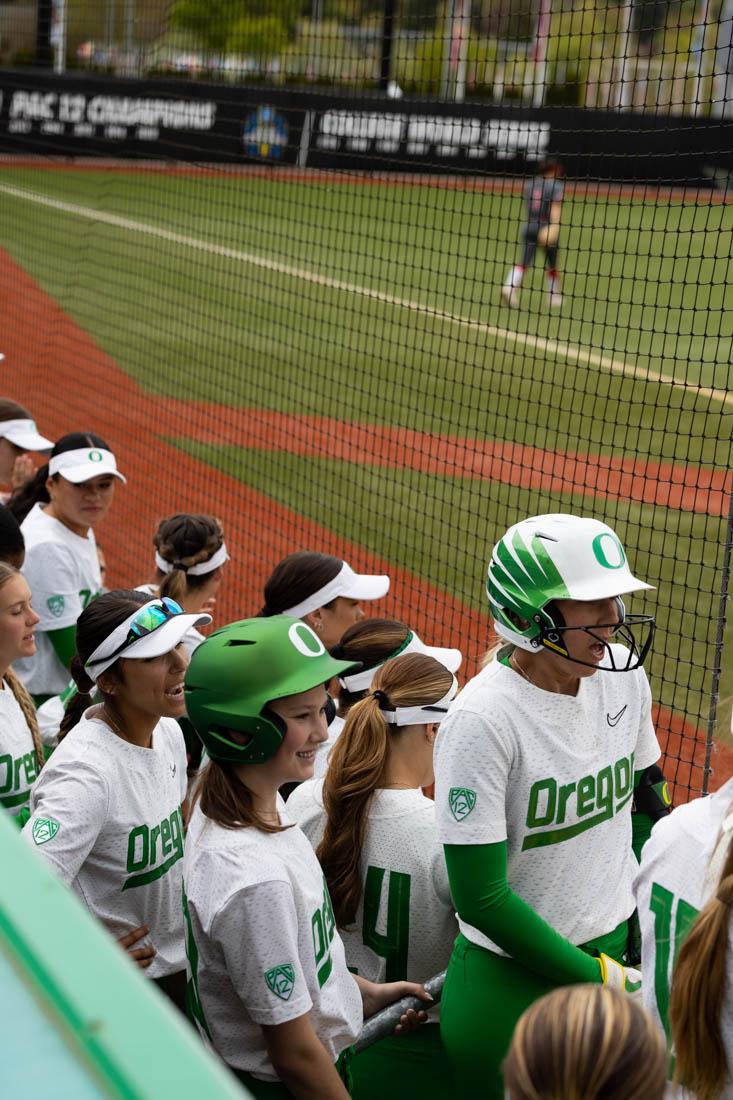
[32,817,60,845]
[47,595,65,618]
[449,787,476,821]
[265,963,295,1001]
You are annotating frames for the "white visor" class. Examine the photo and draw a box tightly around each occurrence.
[380,676,459,726]
[84,599,211,682]
[49,447,127,485]
[155,542,229,577]
[0,418,53,452]
[282,561,390,619]
[339,630,463,693]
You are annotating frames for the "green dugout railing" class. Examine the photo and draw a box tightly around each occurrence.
[0,809,250,1100]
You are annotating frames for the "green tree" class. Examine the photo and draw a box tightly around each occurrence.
[228,15,290,58]
[168,0,248,53]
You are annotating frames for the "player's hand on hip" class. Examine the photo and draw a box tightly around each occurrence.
[118,923,156,969]
[597,953,642,999]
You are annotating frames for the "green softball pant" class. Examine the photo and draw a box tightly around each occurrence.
[350,1022,454,1099]
[440,934,561,1100]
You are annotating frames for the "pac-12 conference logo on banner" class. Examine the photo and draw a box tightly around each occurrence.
[242,105,288,159]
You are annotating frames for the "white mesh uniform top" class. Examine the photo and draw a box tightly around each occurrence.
[0,683,41,816]
[289,778,457,984]
[23,712,187,978]
[17,503,101,696]
[434,644,660,954]
[635,777,733,1099]
[183,801,363,1081]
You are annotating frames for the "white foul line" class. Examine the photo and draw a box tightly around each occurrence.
[0,180,729,408]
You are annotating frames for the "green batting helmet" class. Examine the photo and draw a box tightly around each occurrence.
[487,514,653,662]
[184,616,358,764]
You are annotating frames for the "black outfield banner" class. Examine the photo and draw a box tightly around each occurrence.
[0,69,731,182]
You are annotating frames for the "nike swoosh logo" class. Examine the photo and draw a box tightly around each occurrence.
[606,705,628,727]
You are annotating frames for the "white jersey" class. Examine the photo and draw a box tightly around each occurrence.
[635,777,733,1098]
[434,645,660,953]
[0,681,41,816]
[289,778,456,984]
[313,715,344,780]
[23,711,187,977]
[17,503,101,696]
[183,799,362,1080]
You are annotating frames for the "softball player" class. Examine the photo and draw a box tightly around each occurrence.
[24,589,211,1006]
[183,616,430,1100]
[0,397,53,502]
[312,616,462,780]
[635,773,733,1099]
[14,433,126,705]
[139,513,229,654]
[434,513,668,1098]
[288,651,459,1099]
[502,159,564,309]
[259,551,390,650]
[0,562,45,819]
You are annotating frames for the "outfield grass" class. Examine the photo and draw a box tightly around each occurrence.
[0,162,730,777]
[0,168,730,467]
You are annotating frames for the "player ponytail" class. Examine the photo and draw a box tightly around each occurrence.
[153,513,226,606]
[318,652,454,928]
[503,985,666,1100]
[58,590,148,741]
[0,562,44,769]
[669,822,733,1100]
[8,431,111,524]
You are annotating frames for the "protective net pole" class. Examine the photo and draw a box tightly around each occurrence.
[704,487,733,794]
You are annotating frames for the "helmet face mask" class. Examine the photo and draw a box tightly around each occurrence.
[538,607,656,672]
[184,617,358,764]
[487,515,655,672]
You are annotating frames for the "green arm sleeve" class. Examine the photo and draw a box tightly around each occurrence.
[46,626,77,669]
[444,842,600,985]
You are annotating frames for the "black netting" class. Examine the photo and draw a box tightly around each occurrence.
[0,0,731,800]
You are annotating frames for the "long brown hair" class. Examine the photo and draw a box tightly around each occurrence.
[0,563,43,769]
[317,652,453,928]
[153,513,225,605]
[193,760,289,835]
[669,822,733,1100]
[503,985,666,1100]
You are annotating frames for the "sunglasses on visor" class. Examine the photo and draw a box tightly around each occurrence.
[103,597,183,662]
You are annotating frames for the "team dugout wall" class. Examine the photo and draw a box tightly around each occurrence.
[1,70,733,181]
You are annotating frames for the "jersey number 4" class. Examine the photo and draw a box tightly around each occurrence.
[362,866,411,982]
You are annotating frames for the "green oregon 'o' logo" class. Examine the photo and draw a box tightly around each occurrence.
[449,787,477,822]
[288,621,325,658]
[592,532,626,570]
[88,450,103,462]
